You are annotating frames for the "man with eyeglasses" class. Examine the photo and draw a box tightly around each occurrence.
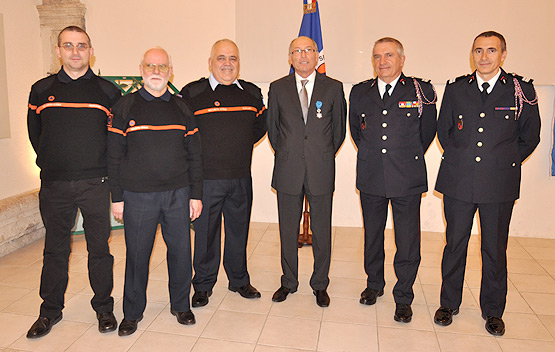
[267,36,346,307]
[26,26,121,338]
[349,37,437,323]
[434,31,540,336]
[108,47,202,336]
[179,39,266,308]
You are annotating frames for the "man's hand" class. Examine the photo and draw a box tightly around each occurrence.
[112,201,124,221]
[190,199,202,221]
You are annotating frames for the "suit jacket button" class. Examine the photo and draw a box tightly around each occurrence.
[477,141,483,147]
[382,122,387,128]
[406,112,411,117]
[475,156,481,162]
[382,110,388,115]
[414,155,419,160]
[505,115,510,119]
[382,135,387,140]
[381,148,387,154]
[480,112,486,118]
[478,127,484,133]
[512,162,516,167]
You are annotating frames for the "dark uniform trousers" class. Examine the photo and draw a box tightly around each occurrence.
[193,177,252,291]
[441,195,514,318]
[122,187,192,320]
[38,177,114,319]
[361,192,422,304]
[277,177,332,291]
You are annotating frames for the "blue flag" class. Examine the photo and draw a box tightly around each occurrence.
[290,0,326,74]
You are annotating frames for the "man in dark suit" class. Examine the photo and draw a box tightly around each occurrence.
[267,36,346,307]
[349,37,437,323]
[434,31,541,336]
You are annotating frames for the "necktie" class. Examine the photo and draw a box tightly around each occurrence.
[383,83,392,104]
[481,82,490,103]
[300,79,309,123]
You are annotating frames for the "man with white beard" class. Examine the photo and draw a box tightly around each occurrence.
[108,47,203,336]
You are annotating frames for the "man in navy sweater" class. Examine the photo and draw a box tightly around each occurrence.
[26,26,121,338]
[180,39,266,307]
[108,47,203,336]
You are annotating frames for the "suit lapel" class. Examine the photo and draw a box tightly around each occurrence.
[285,73,303,118]
[309,73,326,118]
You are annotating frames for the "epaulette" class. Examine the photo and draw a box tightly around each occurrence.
[410,76,431,84]
[238,79,263,100]
[447,74,471,85]
[353,78,375,88]
[510,72,534,84]
[182,77,209,99]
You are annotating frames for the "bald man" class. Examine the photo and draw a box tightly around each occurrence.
[180,39,266,308]
[108,47,203,336]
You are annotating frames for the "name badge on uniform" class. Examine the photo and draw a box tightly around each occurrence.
[316,101,323,118]
[398,101,420,108]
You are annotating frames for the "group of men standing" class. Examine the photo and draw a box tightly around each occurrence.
[25,25,540,340]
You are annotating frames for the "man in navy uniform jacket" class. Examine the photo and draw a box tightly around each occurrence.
[349,37,437,323]
[434,31,541,336]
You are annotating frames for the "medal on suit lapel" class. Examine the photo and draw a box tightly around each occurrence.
[361,113,366,130]
[316,100,323,118]
[457,114,463,130]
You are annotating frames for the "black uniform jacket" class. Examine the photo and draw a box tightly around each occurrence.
[349,73,437,198]
[267,72,347,196]
[435,69,541,203]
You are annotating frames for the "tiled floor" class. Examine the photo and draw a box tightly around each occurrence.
[1,222,555,351]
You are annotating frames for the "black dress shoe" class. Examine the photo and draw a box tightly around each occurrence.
[97,312,117,333]
[482,314,505,336]
[360,288,384,305]
[314,290,330,307]
[171,309,196,325]
[272,286,296,302]
[229,284,261,299]
[434,306,459,326]
[118,316,142,336]
[394,303,412,323]
[191,290,212,308]
[26,314,63,338]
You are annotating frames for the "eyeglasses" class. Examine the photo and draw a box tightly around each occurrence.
[142,64,170,73]
[60,43,90,51]
[290,48,316,55]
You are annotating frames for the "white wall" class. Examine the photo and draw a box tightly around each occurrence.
[0,0,42,199]
[1,0,554,237]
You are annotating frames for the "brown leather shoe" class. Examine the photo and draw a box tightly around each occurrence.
[26,314,63,338]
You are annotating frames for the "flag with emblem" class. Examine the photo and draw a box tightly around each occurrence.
[290,0,326,74]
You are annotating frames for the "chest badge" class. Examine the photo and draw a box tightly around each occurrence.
[316,100,323,118]
[214,101,220,107]
[48,95,55,101]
